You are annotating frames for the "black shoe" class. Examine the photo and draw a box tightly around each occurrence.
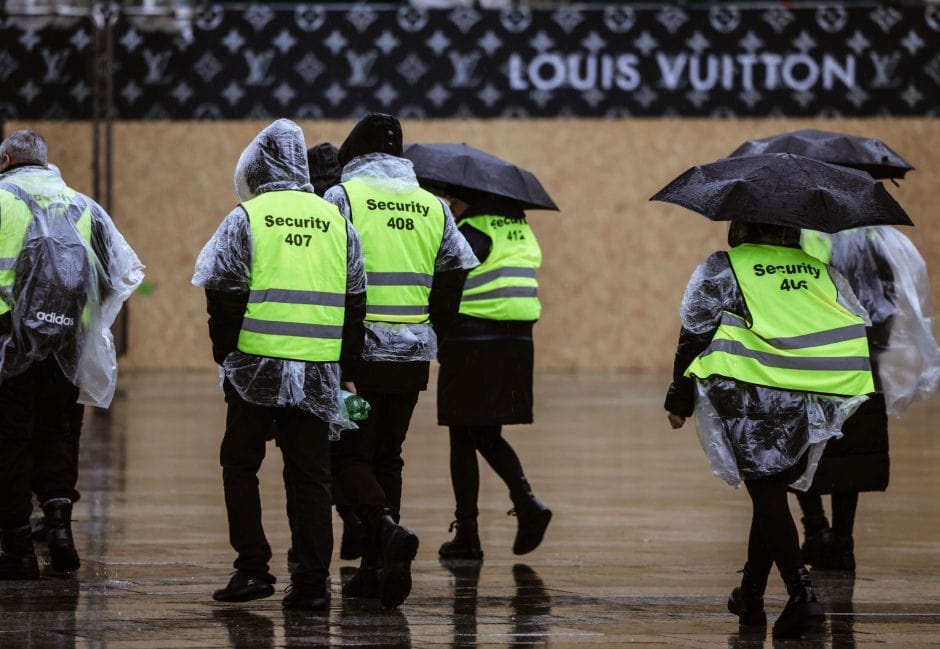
[342,563,381,598]
[509,478,552,555]
[213,571,276,603]
[378,521,419,609]
[438,519,483,561]
[773,566,826,638]
[283,582,330,611]
[727,564,768,627]
[43,499,80,573]
[0,526,40,580]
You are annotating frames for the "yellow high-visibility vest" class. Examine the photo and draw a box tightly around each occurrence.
[237,190,348,362]
[458,214,541,321]
[685,243,874,397]
[343,179,444,324]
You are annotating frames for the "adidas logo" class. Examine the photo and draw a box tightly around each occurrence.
[35,311,75,326]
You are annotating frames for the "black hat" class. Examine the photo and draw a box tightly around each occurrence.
[307,142,341,197]
[337,113,403,167]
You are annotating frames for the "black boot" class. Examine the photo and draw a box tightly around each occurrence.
[43,498,80,573]
[727,564,768,627]
[773,566,826,638]
[822,534,856,571]
[0,526,40,580]
[374,510,419,609]
[439,519,483,561]
[509,478,552,556]
[800,515,832,567]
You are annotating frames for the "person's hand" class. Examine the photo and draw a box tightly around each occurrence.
[342,380,357,394]
[667,413,686,429]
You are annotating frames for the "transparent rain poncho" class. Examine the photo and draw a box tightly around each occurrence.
[681,250,869,488]
[802,226,940,417]
[0,164,144,407]
[192,119,366,435]
[323,152,478,362]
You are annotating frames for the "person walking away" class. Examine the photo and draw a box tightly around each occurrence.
[664,222,874,638]
[310,140,366,563]
[0,129,143,578]
[795,226,940,570]
[435,189,551,561]
[324,113,477,608]
[192,119,366,611]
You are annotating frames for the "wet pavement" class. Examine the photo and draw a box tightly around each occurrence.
[1,371,938,648]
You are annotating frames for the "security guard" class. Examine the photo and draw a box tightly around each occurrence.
[0,129,143,580]
[193,119,366,611]
[436,190,551,561]
[324,113,477,608]
[664,221,873,639]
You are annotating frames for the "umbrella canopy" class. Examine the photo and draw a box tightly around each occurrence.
[729,129,913,180]
[402,142,559,211]
[650,152,913,234]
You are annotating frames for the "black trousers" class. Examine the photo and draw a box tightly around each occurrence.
[330,390,419,522]
[0,358,81,529]
[448,425,526,521]
[220,382,332,586]
[743,456,809,579]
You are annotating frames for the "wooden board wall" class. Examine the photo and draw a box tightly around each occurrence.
[8,119,939,373]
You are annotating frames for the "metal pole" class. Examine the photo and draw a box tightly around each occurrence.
[92,5,103,202]
[104,5,115,214]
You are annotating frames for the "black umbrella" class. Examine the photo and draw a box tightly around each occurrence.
[729,129,913,180]
[650,153,913,234]
[402,142,559,211]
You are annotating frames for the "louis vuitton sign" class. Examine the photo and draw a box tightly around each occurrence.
[1,4,937,119]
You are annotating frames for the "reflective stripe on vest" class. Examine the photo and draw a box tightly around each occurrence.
[237,190,348,362]
[458,214,541,321]
[0,181,92,316]
[684,244,874,397]
[343,179,444,324]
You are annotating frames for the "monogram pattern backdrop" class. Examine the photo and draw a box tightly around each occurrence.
[1,4,939,119]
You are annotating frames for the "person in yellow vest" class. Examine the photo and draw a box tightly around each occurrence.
[796,227,940,570]
[0,129,143,579]
[192,119,367,611]
[324,113,478,608]
[434,188,551,562]
[664,221,874,639]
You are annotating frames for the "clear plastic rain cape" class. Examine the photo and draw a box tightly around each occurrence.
[681,250,869,488]
[323,152,478,362]
[802,226,940,417]
[192,119,366,435]
[0,165,144,407]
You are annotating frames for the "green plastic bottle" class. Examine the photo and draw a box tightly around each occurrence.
[342,390,371,421]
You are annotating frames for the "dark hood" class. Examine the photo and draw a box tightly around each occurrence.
[337,113,403,167]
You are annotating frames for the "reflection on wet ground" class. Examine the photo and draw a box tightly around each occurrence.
[1,371,939,647]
